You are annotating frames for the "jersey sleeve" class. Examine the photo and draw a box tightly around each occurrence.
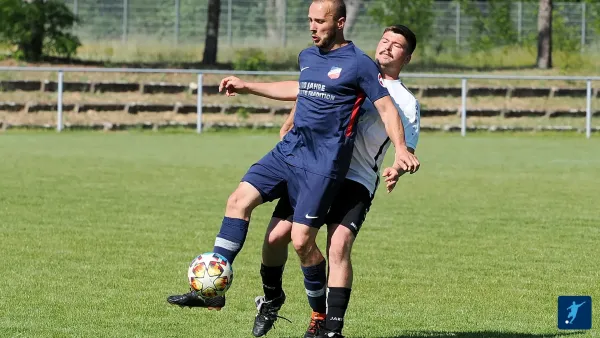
[404,100,420,150]
[297,50,304,71]
[355,53,389,103]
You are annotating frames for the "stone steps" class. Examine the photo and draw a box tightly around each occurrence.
[1,102,599,118]
[1,120,598,134]
[1,80,598,99]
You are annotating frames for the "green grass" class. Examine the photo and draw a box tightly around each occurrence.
[3,39,600,77]
[0,132,598,337]
[56,41,600,75]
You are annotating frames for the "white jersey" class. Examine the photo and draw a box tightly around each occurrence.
[345,78,420,195]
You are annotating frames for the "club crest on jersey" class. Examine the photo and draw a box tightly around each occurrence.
[328,66,342,79]
[378,73,385,87]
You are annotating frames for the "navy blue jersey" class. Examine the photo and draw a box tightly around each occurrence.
[274,42,389,179]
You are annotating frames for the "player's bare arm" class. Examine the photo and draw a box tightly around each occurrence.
[219,76,299,101]
[217,76,297,140]
[280,102,296,140]
[373,96,420,173]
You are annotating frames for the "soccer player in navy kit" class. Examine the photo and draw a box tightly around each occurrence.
[167,0,419,325]
[215,25,420,338]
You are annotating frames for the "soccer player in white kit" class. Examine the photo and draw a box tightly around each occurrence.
[172,25,420,338]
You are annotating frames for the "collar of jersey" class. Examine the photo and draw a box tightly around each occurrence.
[383,77,401,84]
[317,41,354,55]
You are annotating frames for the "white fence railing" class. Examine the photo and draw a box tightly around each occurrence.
[0,66,597,138]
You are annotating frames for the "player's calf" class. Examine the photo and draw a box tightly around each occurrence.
[262,217,292,266]
[326,224,355,287]
[325,224,356,335]
[213,182,263,264]
[252,217,293,336]
[261,217,292,301]
[291,223,328,326]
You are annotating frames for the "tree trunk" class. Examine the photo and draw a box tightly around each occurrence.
[19,0,45,61]
[202,0,221,65]
[22,28,44,61]
[537,0,552,69]
[344,0,362,36]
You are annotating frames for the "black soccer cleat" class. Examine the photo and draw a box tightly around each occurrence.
[304,311,326,338]
[252,292,290,337]
[315,331,345,338]
[166,290,225,309]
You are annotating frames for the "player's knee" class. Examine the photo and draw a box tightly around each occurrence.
[226,187,256,216]
[328,242,352,266]
[291,236,315,258]
[291,224,320,261]
[328,229,353,266]
[291,237,309,255]
[226,192,245,214]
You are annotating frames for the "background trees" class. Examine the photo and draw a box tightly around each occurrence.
[0,0,80,61]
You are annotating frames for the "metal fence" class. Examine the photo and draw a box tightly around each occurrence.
[61,0,600,51]
[0,66,596,138]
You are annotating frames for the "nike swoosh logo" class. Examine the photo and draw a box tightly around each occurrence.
[305,214,318,219]
[301,66,309,72]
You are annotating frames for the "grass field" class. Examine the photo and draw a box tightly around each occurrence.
[0,131,598,337]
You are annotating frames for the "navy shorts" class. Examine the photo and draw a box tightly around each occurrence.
[272,179,373,237]
[241,150,341,228]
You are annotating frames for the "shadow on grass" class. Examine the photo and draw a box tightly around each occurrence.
[377,330,586,338]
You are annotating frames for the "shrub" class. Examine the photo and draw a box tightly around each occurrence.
[232,48,269,71]
[0,0,80,61]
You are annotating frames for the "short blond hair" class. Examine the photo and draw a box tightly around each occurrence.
[312,0,346,20]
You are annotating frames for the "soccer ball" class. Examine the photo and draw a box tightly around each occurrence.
[188,252,233,299]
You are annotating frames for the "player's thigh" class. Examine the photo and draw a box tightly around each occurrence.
[264,216,292,247]
[241,151,288,203]
[265,201,293,246]
[271,191,294,222]
[266,216,292,241]
[325,179,373,238]
[263,189,294,246]
[290,168,342,229]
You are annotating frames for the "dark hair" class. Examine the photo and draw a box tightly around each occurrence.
[383,25,417,54]
[314,0,346,20]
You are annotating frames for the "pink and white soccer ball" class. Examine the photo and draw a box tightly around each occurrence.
[187,252,233,299]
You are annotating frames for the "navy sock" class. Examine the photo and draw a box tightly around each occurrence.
[326,287,352,333]
[301,260,327,313]
[213,217,249,264]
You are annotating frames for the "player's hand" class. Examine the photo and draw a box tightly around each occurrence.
[382,167,401,193]
[393,147,420,174]
[219,76,248,96]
